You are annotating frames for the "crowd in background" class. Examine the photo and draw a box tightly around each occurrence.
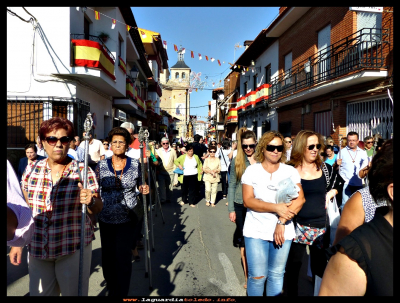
[7,116,392,297]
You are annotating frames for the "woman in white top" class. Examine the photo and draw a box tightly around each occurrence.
[242,130,305,296]
[174,144,203,208]
[219,141,231,201]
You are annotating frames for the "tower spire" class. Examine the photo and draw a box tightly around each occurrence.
[178,45,184,61]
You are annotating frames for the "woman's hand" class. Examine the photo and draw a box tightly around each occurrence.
[229,212,236,223]
[275,202,296,221]
[9,246,24,266]
[78,182,94,206]
[274,224,286,246]
[139,185,149,195]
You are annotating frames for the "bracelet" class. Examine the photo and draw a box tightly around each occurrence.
[88,197,96,208]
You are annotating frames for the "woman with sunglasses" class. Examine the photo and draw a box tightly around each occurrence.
[241,130,305,296]
[10,117,102,296]
[227,127,258,289]
[202,146,221,207]
[95,127,149,296]
[285,130,344,296]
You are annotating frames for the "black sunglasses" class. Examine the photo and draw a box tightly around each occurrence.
[209,151,216,153]
[266,145,284,152]
[242,144,256,149]
[307,144,322,150]
[285,141,292,143]
[45,136,71,146]
[162,142,169,145]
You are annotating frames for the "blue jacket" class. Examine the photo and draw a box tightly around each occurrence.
[227,156,251,213]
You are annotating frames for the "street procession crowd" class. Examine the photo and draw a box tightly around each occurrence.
[7,116,393,296]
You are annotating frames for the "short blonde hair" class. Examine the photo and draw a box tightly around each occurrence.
[254,131,286,163]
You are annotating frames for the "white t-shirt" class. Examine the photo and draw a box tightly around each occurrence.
[104,149,114,159]
[67,148,78,160]
[219,149,231,172]
[183,156,198,176]
[241,162,301,241]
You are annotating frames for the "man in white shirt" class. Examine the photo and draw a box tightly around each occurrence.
[80,131,105,171]
[68,137,85,162]
[284,137,292,161]
[35,135,47,157]
[156,137,177,204]
[337,131,369,209]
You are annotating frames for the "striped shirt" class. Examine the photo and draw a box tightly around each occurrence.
[21,159,99,259]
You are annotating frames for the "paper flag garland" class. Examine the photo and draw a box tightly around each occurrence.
[211,58,215,62]
[205,56,208,61]
[191,51,194,58]
[218,60,221,66]
[111,19,116,29]
[198,54,202,60]
[182,48,185,54]
[127,25,131,31]
[163,41,167,49]
[174,44,178,51]
[95,11,100,20]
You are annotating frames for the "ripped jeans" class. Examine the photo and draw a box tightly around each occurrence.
[244,237,292,296]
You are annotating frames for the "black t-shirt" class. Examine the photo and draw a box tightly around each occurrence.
[327,212,393,296]
[192,142,207,162]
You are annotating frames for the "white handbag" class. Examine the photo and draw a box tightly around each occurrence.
[327,196,341,246]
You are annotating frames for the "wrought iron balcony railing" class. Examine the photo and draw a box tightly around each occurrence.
[70,33,116,62]
[269,28,389,102]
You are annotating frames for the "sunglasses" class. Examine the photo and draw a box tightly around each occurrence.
[242,144,256,149]
[209,151,216,153]
[266,145,284,152]
[307,144,322,150]
[162,142,169,145]
[326,145,333,149]
[103,143,109,146]
[285,141,292,143]
[45,136,71,146]
[366,141,373,144]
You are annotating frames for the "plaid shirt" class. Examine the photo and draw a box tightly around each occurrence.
[21,159,98,259]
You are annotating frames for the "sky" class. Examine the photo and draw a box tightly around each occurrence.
[131,7,279,121]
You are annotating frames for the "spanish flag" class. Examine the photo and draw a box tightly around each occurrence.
[95,11,100,20]
[191,51,194,58]
[118,56,126,74]
[71,39,116,81]
[218,60,221,66]
[127,25,131,32]
[205,56,209,61]
[174,44,178,51]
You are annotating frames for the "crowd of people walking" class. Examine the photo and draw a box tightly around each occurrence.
[7,116,392,296]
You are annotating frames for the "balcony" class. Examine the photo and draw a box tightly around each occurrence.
[68,34,124,96]
[269,28,389,106]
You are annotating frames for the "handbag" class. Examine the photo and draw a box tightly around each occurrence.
[173,167,184,175]
[327,196,340,246]
[293,223,326,249]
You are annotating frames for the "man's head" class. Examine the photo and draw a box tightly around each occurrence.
[120,122,135,141]
[364,136,373,150]
[284,137,292,149]
[161,137,170,150]
[199,137,204,144]
[347,131,359,150]
[194,134,201,142]
[172,142,177,149]
[74,136,81,146]
[69,137,77,149]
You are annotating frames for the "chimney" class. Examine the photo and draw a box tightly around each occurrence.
[243,40,253,50]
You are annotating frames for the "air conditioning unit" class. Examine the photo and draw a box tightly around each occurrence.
[115,109,126,120]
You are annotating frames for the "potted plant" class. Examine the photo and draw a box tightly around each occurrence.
[98,31,109,43]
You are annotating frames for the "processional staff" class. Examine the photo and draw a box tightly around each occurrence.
[78,113,93,296]
[138,121,153,290]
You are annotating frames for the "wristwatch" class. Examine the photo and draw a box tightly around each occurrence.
[277,219,285,225]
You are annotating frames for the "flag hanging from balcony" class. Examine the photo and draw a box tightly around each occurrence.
[111,19,116,29]
[126,78,134,98]
[191,51,194,58]
[127,25,131,32]
[118,56,126,74]
[174,44,178,51]
[71,39,116,81]
[163,41,167,49]
[95,11,100,20]
[140,30,147,38]
[218,60,221,66]
[198,54,202,60]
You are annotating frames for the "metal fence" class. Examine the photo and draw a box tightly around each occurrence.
[269,28,389,101]
[7,96,90,148]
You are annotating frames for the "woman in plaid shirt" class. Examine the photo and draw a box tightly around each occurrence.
[9,117,103,296]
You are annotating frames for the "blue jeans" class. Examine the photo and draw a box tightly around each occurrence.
[341,183,363,210]
[244,237,292,296]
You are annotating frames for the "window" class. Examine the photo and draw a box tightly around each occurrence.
[284,52,292,86]
[182,72,186,79]
[118,36,123,59]
[253,74,258,91]
[314,111,332,138]
[243,82,248,95]
[175,72,179,79]
[265,64,271,84]
[84,17,90,40]
[357,11,382,41]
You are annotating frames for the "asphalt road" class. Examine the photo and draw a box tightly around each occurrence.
[7,182,313,297]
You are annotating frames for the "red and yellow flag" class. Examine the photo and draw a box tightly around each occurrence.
[191,51,194,58]
[153,36,158,41]
[95,11,100,20]
[205,56,209,61]
[218,60,221,66]
[174,44,178,51]
[127,25,131,32]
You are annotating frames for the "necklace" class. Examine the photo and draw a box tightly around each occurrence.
[347,148,358,163]
[112,156,126,185]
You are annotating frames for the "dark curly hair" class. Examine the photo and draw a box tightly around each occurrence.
[25,143,37,152]
[186,143,194,151]
[108,127,132,147]
[208,146,217,152]
[368,139,393,208]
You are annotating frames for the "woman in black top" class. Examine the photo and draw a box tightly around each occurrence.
[319,139,393,296]
[285,130,344,296]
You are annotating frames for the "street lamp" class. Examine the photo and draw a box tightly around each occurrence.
[130,65,139,83]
